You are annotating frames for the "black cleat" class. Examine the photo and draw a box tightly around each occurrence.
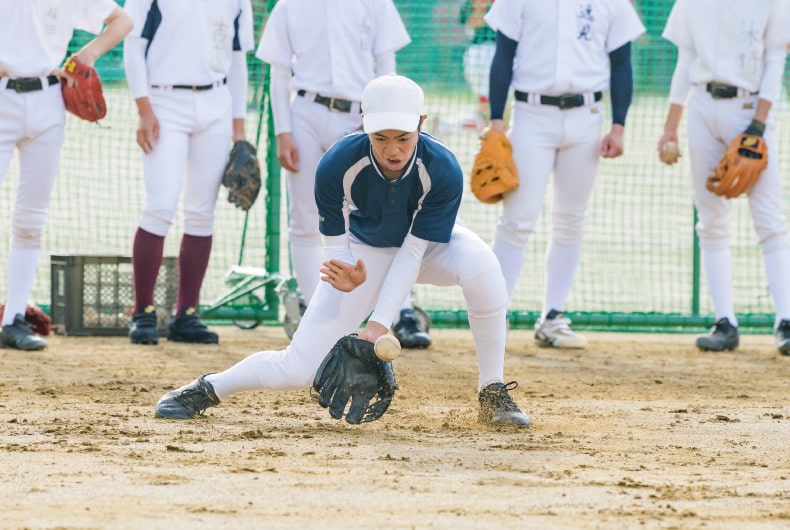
[696,317,739,351]
[478,381,531,426]
[0,314,47,351]
[392,308,431,349]
[130,305,159,345]
[155,374,220,419]
[775,319,790,355]
[167,307,219,344]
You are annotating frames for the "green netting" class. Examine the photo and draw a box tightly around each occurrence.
[2,0,788,332]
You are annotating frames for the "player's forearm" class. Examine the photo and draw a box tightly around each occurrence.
[663,103,684,135]
[270,63,292,135]
[232,119,246,143]
[78,7,133,66]
[369,234,428,329]
[134,96,155,118]
[374,51,396,76]
[228,51,249,120]
[608,42,633,126]
[123,37,149,99]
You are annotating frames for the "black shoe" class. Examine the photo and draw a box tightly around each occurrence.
[776,320,790,355]
[167,307,218,344]
[155,374,220,419]
[392,308,431,349]
[130,305,159,345]
[478,381,531,427]
[0,314,47,351]
[696,317,739,351]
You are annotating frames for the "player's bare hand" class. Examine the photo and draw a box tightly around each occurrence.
[358,321,388,343]
[657,131,681,165]
[136,111,160,154]
[600,125,624,158]
[320,258,366,292]
[277,133,300,172]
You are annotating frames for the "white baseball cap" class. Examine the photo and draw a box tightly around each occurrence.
[362,74,424,134]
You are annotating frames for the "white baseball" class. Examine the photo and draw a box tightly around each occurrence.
[660,141,681,164]
[374,334,401,361]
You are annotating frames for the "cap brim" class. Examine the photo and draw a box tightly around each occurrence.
[362,112,421,134]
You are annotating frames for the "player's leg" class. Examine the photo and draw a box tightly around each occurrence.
[492,103,557,299]
[418,224,530,426]
[168,89,233,344]
[156,244,398,419]
[534,105,603,349]
[687,89,739,351]
[1,87,65,350]
[285,97,329,305]
[745,125,790,353]
[131,91,190,344]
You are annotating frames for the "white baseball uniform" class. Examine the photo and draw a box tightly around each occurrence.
[254,0,410,304]
[0,0,118,327]
[123,0,254,238]
[485,0,644,318]
[663,0,790,327]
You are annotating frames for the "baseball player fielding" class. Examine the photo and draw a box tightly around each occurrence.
[374,334,401,362]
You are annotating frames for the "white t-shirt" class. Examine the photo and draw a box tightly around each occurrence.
[124,0,254,86]
[484,0,645,95]
[255,0,410,101]
[663,0,790,98]
[0,0,117,77]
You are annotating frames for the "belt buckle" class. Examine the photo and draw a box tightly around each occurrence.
[13,78,40,93]
[558,93,582,110]
[709,83,735,99]
[328,97,349,113]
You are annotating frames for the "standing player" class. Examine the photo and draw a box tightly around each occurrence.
[0,1,132,351]
[122,0,254,345]
[154,75,531,427]
[658,1,790,354]
[255,0,430,348]
[483,1,645,348]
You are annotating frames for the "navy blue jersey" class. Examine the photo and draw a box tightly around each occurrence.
[316,132,463,248]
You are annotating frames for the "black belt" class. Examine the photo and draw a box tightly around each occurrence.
[5,75,59,93]
[706,82,756,99]
[514,90,602,110]
[152,78,227,91]
[297,90,357,113]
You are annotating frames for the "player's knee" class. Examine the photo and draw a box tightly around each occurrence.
[140,209,175,235]
[758,230,790,254]
[183,216,214,237]
[495,220,534,248]
[12,210,46,247]
[552,212,586,246]
[460,253,508,316]
[695,220,729,245]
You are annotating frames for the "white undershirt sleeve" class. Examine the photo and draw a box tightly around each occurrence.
[323,233,354,265]
[270,63,293,135]
[668,47,693,106]
[227,51,249,119]
[758,46,786,104]
[369,233,429,329]
[123,36,149,100]
[374,51,396,77]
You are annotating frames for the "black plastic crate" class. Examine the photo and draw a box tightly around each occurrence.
[50,255,177,336]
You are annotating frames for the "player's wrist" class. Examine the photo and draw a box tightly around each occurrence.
[744,119,766,137]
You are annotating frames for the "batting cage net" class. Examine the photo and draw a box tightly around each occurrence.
[2,0,789,332]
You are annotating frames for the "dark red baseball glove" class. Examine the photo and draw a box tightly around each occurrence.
[61,55,107,122]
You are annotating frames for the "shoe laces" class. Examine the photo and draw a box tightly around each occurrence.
[541,314,573,334]
[175,382,217,416]
[396,309,424,334]
[174,309,208,330]
[481,381,521,412]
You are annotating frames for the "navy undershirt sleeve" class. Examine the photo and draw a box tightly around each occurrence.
[489,31,517,120]
[609,42,633,126]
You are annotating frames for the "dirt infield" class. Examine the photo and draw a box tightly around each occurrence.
[2,327,789,529]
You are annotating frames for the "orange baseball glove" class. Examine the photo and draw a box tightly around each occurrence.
[707,132,767,199]
[470,128,519,204]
